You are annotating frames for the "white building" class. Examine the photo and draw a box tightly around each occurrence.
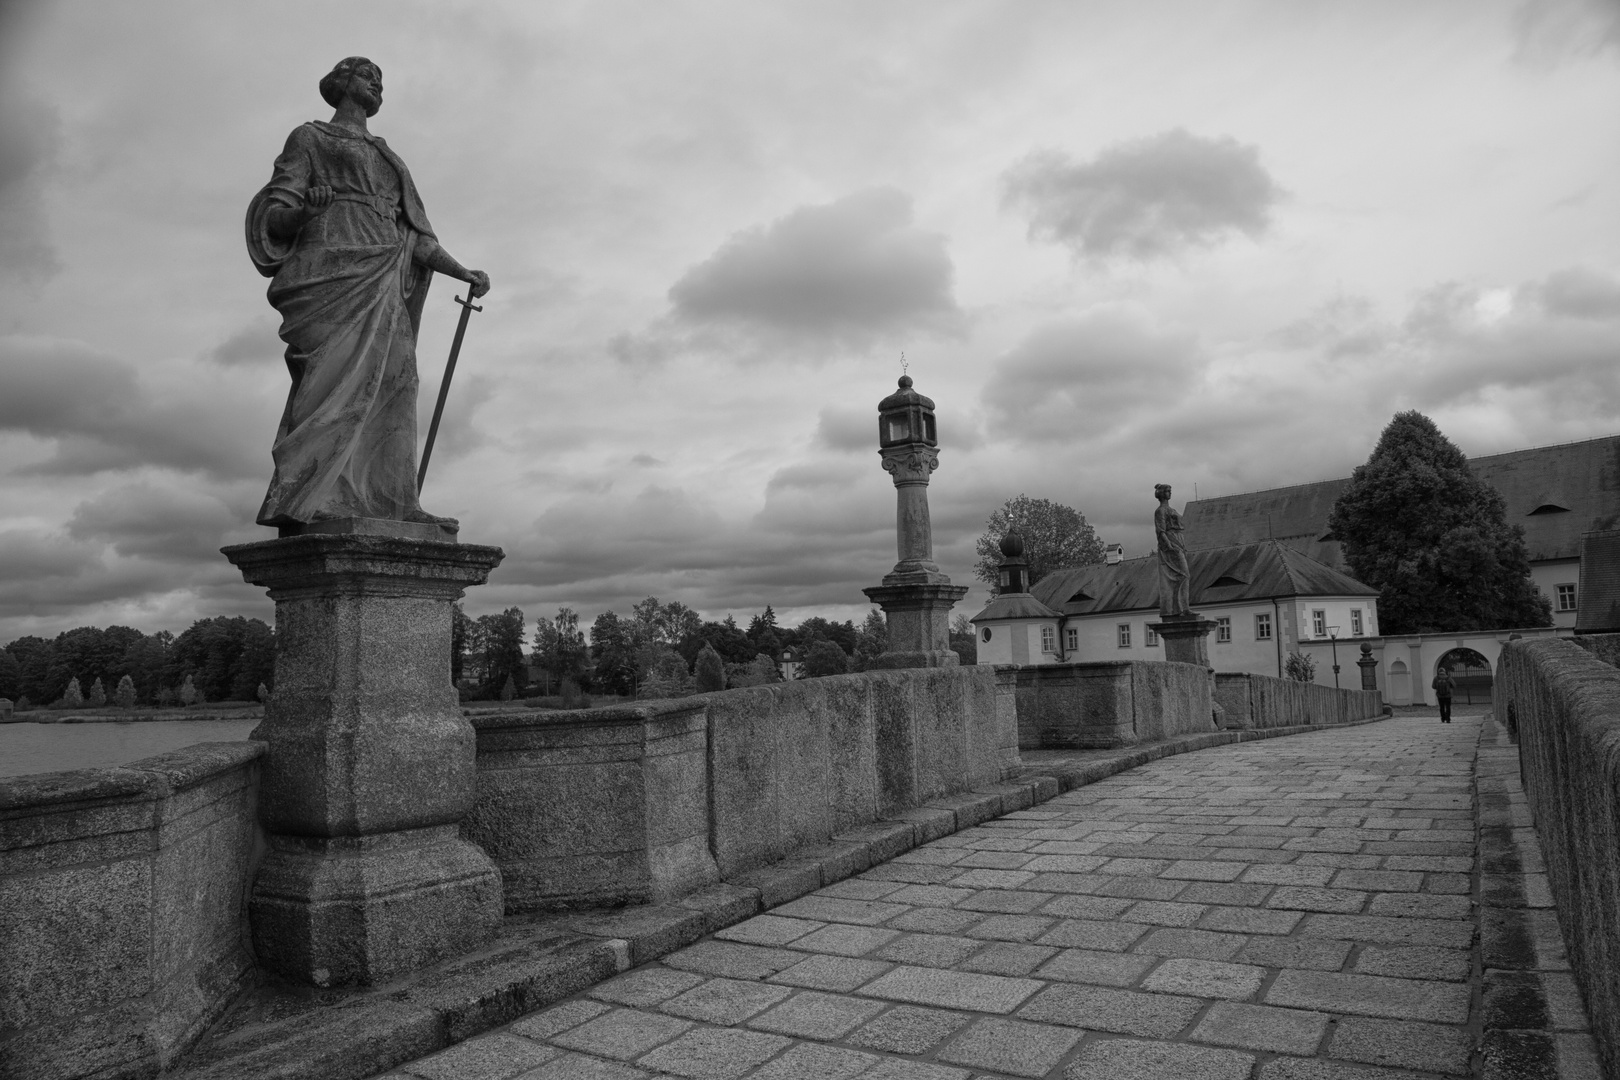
[971,538,1380,679]
[1182,433,1620,629]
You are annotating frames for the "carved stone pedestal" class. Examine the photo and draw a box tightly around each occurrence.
[221,533,505,987]
[1148,615,1217,669]
[863,579,970,669]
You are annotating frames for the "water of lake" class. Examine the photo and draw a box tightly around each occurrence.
[0,720,262,779]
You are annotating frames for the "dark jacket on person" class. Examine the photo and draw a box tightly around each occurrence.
[1431,672,1454,700]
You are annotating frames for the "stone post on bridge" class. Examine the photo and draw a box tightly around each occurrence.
[863,375,968,668]
[223,525,505,987]
[1358,642,1379,692]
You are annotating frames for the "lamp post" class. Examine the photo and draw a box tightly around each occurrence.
[1328,626,1341,689]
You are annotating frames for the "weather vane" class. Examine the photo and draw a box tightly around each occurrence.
[901,351,909,378]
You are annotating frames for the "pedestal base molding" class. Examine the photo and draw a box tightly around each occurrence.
[1149,616,1218,669]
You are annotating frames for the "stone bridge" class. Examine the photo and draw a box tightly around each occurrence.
[360,711,1600,1080]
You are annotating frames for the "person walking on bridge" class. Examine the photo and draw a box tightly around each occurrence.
[1432,666,1454,723]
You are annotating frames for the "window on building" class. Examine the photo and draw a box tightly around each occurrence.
[1255,612,1272,640]
[1556,584,1577,612]
[1312,609,1326,637]
[1145,626,1159,647]
[1041,625,1055,652]
[1216,617,1231,643]
[1065,627,1079,652]
[1117,624,1132,648]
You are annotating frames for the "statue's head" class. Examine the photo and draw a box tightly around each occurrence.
[1154,483,1172,501]
[320,57,383,116]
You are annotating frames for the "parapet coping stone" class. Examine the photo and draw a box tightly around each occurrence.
[167,713,1386,1080]
[0,740,265,813]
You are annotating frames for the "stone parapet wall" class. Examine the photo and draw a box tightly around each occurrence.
[1496,638,1620,1077]
[0,742,265,1080]
[1214,673,1383,729]
[469,665,1018,910]
[1012,660,1214,750]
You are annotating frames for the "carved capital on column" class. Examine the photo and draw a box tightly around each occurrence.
[881,444,940,485]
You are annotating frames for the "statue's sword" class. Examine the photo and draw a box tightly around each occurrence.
[416,286,483,494]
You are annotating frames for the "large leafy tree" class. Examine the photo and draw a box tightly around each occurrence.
[1327,411,1552,634]
[974,494,1105,593]
[470,607,528,696]
[532,608,590,693]
[589,611,640,697]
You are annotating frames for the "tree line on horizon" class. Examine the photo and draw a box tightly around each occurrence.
[456,598,977,702]
[0,617,276,711]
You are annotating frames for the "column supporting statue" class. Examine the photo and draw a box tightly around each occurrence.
[223,57,504,987]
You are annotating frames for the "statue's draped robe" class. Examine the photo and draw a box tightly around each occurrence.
[1155,504,1192,617]
[246,121,435,527]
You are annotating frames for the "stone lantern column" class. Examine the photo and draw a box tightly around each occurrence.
[222,527,504,987]
[863,375,968,668]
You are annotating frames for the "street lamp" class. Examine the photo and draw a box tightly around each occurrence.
[1327,626,1341,689]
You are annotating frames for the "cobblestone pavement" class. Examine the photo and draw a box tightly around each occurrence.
[378,714,1601,1080]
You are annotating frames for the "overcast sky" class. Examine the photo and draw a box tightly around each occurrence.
[2,0,1618,641]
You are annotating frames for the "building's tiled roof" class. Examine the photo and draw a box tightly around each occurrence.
[968,592,1062,623]
[1183,434,1620,567]
[1027,539,1377,618]
[1576,530,1620,633]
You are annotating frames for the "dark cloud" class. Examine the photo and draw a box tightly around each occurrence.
[1513,0,1620,66]
[1002,129,1282,261]
[67,483,242,563]
[981,313,1202,442]
[0,335,270,481]
[209,318,282,367]
[1534,266,1620,319]
[813,405,874,452]
[667,187,960,343]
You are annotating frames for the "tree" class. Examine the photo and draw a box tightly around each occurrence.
[637,648,694,699]
[590,611,640,697]
[676,620,756,668]
[974,494,1105,593]
[115,674,137,710]
[801,639,850,678]
[727,653,781,688]
[694,642,726,692]
[61,677,84,708]
[470,607,527,697]
[1285,652,1316,683]
[179,674,198,706]
[949,613,977,666]
[788,617,857,656]
[88,678,106,707]
[533,608,590,693]
[499,674,516,701]
[169,617,275,701]
[1327,412,1553,634]
[631,597,703,646]
[852,609,887,671]
[0,648,22,700]
[450,603,472,684]
[746,606,779,644]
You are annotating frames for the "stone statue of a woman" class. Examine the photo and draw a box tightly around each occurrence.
[1155,483,1191,618]
[246,56,490,534]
